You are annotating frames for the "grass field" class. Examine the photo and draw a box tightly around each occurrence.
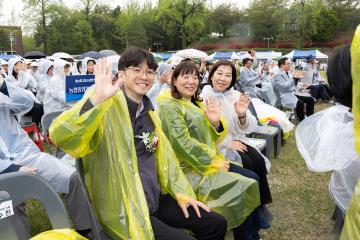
[27,103,336,240]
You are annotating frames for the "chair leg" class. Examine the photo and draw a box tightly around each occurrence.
[265,137,271,159]
[274,130,281,158]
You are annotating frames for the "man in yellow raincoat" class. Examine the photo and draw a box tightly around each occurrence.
[50,47,227,240]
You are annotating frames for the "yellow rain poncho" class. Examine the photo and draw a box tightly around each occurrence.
[340,25,360,239]
[157,90,260,229]
[353,25,360,156]
[49,89,196,240]
[31,229,87,240]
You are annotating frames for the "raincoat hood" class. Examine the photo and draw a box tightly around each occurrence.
[296,104,356,172]
[53,59,70,78]
[42,59,54,75]
[7,58,22,78]
[157,63,173,76]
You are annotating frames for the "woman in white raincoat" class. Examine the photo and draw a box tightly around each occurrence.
[35,59,54,103]
[0,76,92,238]
[6,58,37,91]
[80,57,96,75]
[43,59,71,114]
[200,60,273,224]
[296,45,358,214]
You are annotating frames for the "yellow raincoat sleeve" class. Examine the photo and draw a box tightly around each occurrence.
[341,179,360,240]
[150,111,197,204]
[157,100,225,175]
[352,25,360,156]
[49,89,113,157]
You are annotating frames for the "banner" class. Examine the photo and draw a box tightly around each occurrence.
[65,74,95,102]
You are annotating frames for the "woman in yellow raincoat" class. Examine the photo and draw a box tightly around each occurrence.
[157,61,261,240]
[49,48,227,240]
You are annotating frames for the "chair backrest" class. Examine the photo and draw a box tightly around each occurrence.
[76,158,108,240]
[41,111,64,132]
[0,172,70,239]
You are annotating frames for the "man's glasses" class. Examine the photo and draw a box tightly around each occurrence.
[125,67,157,79]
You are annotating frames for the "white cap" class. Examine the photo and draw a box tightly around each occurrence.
[0,60,8,65]
[31,61,38,67]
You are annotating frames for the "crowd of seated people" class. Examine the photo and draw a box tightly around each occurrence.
[1,42,358,240]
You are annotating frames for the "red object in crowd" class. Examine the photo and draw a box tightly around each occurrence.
[22,123,44,152]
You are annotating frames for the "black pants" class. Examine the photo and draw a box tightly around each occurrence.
[295,95,314,121]
[151,194,227,240]
[307,84,332,101]
[237,144,272,205]
[24,102,44,126]
[229,164,261,240]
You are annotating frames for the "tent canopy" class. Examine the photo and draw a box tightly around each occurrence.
[175,49,208,59]
[255,51,282,60]
[283,50,328,59]
[0,54,21,61]
[208,51,241,60]
[159,53,174,61]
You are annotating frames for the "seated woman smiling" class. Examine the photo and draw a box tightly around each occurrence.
[157,60,263,240]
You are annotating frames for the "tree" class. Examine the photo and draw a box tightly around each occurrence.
[247,0,287,40]
[207,4,240,38]
[90,4,115,50]
[158,0,207,49]
[325,0,360,31]
[311,7,339,41]
[113,3,149,51]
[23,0,55,54]
[79,0,98,21]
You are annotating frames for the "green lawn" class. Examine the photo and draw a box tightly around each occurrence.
[261,102,335,240]
[27,103,336,239]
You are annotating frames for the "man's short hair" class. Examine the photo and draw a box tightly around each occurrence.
[118,47,158,71]
[278,57,289,68]
[242,58,253,65]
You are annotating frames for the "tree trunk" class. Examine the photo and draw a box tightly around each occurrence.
[181,14,186,49]
[41,0,47,54]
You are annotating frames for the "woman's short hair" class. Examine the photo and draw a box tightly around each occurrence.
[207,60,237,91]
[171,61,202,101]
[327,45,352,108]
[118,47,158,71]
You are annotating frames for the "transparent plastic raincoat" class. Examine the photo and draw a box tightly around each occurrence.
[36,59,53,103]
[296,104,358,213]
[0,81,74,193]
[200,85,271,171]
[156,90,260,228]
[6,58,37,91]
[49,89,197,240]
[43,59,71,114]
